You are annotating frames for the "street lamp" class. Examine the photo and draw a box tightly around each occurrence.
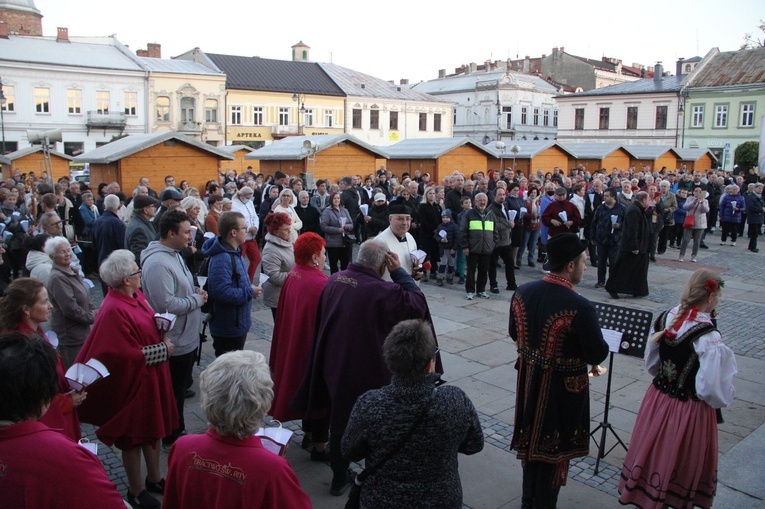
[292,93,306,135]
[0,77,6,155]
[495,141,506,171]
[510,144,521,171]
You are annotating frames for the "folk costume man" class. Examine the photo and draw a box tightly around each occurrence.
[291,240,439,497]
[605,191,651,299]
[509,233,609,509]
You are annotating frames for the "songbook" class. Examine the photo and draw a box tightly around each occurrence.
[65,358,110,392]
[410,249,427,265]
[154,312,177,332]
[255,421,294,456]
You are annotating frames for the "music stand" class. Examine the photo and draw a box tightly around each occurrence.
[590,303,653,475]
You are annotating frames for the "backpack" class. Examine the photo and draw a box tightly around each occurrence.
[198,251,239,314]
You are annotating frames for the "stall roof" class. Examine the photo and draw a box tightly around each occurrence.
[244,134,388,161]
[620,145,675,159]
[73,132,235,164]
[5,146,73,161]
[673,148,718,162]
[217,145,255,155]
[556,142,626,159]
[381,137,494,159]
[482,140,573,159]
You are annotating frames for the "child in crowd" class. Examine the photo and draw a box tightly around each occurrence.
[434,209,459,286]
[455,196,472,284]
[671,188,688,249]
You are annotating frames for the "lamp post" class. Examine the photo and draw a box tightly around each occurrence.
[0,77,6,155]
[292,93,306,135]
[495,141,506,172]
[510,144,521,171]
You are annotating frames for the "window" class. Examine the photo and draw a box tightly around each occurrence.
[231,105,242,125]
[691,105,704,127]
[304,108,314,127]
[553,110,558,127]
[655,105,668,129]
[96,91,109,115]
[124,92,137,116]
[521,107,528,124]
[67,89,82,114]
[453,109,457,126]
[543,109,550,127]
[278,107,289,126]
[324,110,334,127]
[181,97,195,123]
[741,103,755,127]
[63,142,84,157]
[419,113,427,131]
[389,111,399,130]
[205,99,218,123]
[1,85,14,112]
[434,113,442,132]
[35,87,50,113]
[252,106,263,126]
[352,109,362,129]
[574,108,584,130]
[714,104,728,128]
[502,106,512,128]
[599,107,610,130]
[533,108,539,126]
[626,106,638,129]
[366,109,378,130]
[685,64,692,73]
[156,96,170,122]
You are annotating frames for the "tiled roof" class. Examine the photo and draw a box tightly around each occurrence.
[74,132,234,164]
[244,135,387,161]
[558,75,683,98]
[318,62,444,102]
[205,54,345,96]
[0,35,144,71]
[381,137,494,159]
[689,47,765,88]
[139,57,224,76]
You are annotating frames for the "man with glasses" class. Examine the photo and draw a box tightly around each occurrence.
[126,194,160,267]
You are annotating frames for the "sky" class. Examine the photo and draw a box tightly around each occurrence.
[36,0,762,84]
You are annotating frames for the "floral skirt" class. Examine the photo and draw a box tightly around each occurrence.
[618,384,718,509]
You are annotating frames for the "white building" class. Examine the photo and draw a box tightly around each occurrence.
[0,28,148,156]
[413,68,560,145]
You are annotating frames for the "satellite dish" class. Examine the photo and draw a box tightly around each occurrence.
[27,129,63,145]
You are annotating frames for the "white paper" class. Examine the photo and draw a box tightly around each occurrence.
[610,214,618,234]
[78,439,98,456]
[45,330,59,349]
[154,312,177,332]
[203,231,215,239]
[558,211,567,223]
[12,211,20,218]
[19,220,29,233]
[197,276,208,288]
[82,278,94,289]
[601,328,623,353]
[589,193,595,204]
[255,422,294,456]
[508,210,518,221]
[438,230,447,239]
[0,223,5,234]
[359,204,369,216]
[259,273,269,285]
[2,231,12,243]
[65,358,110,391]
[339,216,346,228]
[410,249,427,265]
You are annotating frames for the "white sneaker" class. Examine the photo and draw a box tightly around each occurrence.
[466,292,474,300]
[477,292,490,299]
[731,242,736,246]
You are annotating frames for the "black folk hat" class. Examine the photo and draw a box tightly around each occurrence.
[543,232,587,271]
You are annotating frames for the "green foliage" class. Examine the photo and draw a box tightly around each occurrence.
[741,19,765,49]
[734,141,759,168]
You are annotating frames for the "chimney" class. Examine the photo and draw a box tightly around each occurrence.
[552,47,558,54]
[469,62,477,73]
[147,43,161,58]
[676,57,685,77]
[654,62,663,83]
[0,22,8,39]
[57,27,69,42]
[136,49,148,57]
[559,46,564,53]
[485,60,492,71]
[438,69,446,79]
[400,78,409,85]
[523,56,530,73]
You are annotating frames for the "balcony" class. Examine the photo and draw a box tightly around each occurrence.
[86,111,127,134]
[177,120,203,133]
[272,125,299,138]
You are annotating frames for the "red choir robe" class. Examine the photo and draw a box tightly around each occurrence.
[269,264,328,421]
[0,420,125,508]
[16,321,81,442]
[292,263,439,436]
[164,429,312,509]
[75,289,178,449]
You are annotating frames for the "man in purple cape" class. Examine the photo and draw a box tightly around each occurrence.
[291,239,441,496]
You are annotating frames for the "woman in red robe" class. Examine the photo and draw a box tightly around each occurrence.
[0,277,83,442]
[268,232,329,459]
[75,249,178,509]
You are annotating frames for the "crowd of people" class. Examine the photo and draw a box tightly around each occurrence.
[0,161,746,508]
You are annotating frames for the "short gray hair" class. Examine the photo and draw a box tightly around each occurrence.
[356,239,388,269]
[40,211,60,228]
[104,194,120,211]
[99,249,136,288]
[200,350,273,439]
[43,236,71,259]
[180,196,202,211]
[298,190,310,200]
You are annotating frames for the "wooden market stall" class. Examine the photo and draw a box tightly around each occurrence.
[3,147,72,181]
[559,143,633,172]
[217,145,258,175]
[383,138,491,184]
[673,148,717,172]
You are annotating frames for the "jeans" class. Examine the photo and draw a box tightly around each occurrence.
[517,229,540,264]
[596,243,619,285]
[465,252,490,293]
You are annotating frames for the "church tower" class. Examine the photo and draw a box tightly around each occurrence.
[0,0,43,36]
[291,41,310,62]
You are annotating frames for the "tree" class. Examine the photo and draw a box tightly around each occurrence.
[741,20,764,49]
[734,141,759,169]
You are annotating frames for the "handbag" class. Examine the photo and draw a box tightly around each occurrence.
[683,204,698,229]
[345,388,436,509]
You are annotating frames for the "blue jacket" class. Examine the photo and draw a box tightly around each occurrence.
[202,236,254,338]
[673,197,687,225]
[719,193,745,224]
[93,210,126,266]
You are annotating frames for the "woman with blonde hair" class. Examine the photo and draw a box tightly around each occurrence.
[619,268,736,509]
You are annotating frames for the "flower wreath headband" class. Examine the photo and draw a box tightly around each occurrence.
[705,279,724,293]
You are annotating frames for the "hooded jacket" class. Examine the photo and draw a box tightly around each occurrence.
[140,241,203,356]
[26,250,53,285]
[201,236,254,338]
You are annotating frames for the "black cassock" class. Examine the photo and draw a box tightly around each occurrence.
[606,202,650,297]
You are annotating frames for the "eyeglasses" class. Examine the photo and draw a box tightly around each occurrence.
[129,269,142,277]
[433,347,440,359]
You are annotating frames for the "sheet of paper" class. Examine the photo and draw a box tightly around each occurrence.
[359,204,369,216]
[601,328,623,353]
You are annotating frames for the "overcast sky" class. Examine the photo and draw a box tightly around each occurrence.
[37,0,761,84]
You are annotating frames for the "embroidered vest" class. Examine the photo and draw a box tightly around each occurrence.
[651,310,716,402]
